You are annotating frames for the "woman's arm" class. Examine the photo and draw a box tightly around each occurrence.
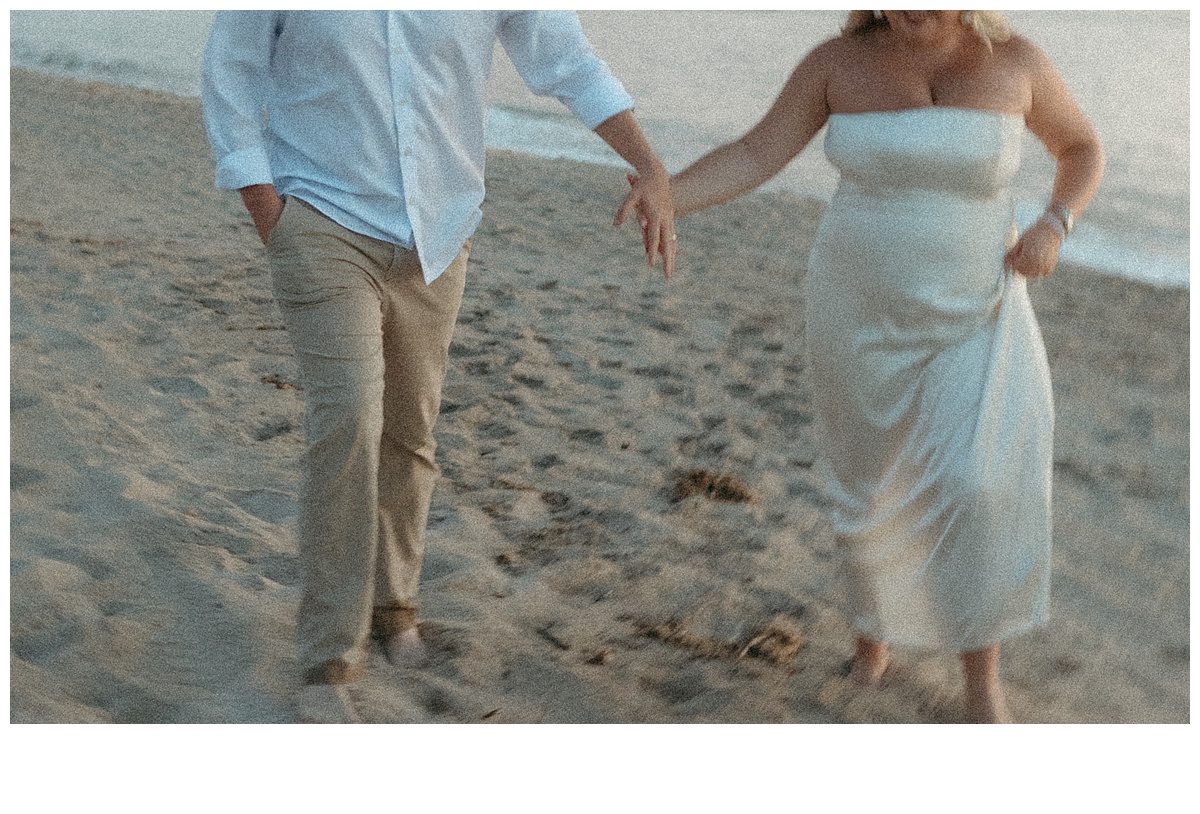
[671,40,836,217]
[1005,37,1105,279]
[1023,40,1105,220]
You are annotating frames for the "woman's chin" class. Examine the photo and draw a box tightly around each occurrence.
[886,10,957,43]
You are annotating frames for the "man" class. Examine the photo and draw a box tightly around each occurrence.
[202,10,674,722]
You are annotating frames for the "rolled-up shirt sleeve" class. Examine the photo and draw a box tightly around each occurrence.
[498,10,634,130]
[201,10,279,189]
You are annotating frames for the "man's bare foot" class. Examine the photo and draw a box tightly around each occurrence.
[297,683,362,724]
[850,636,889,686]
[384,627,427,668]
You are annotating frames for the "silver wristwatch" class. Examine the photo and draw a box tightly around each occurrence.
[1046,202,1075,236]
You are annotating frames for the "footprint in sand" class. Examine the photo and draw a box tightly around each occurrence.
[147,375,209,400]
[252,418,297,442]
[511,373,545,389]
[419,549,470,582]
[89,672,185,724]
[10,558,100,664]
[10,464,48,491]
[568,428,605,445]
[10,390,42,411]
[477,421,517,441]
[640,661,737,718]
[577,372,623,391]
[228,488,296,524]
[500,654,616,724]
[256,552,300,587]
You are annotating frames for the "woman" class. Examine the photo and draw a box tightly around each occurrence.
[656,11,1104,722]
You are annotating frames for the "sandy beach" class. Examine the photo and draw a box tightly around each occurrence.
[9,70,1189,725]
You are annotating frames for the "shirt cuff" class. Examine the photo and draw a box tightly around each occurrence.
[213,146,274,190]
[563,79,634,131]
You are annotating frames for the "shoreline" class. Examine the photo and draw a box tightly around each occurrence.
[9,69,1190,725]
[8,63,1187,291]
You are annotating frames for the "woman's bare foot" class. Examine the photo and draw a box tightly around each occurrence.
[384,627,427,668]
[961,644,1013,723]
[964,686,1014,724]
[850,636,890,686]
[297,683,362,724]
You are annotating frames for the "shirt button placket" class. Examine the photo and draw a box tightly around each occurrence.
[387,13,417,240]
[387,14,412,161]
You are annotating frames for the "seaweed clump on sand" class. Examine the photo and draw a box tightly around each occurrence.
[672,469,760,505]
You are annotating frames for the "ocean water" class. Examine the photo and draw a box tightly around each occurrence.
[9,9,1189,288]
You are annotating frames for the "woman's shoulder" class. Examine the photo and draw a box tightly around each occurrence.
[990,33,1054,74]
[801,31,876,71]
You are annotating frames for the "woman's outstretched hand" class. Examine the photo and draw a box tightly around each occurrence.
[616,170,678,280]
[1004,219,1063,280]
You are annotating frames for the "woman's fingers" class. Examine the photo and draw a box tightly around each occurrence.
[1005,222,1062,279]
[613,186,638,228]
[619,171,676,279]
[1003,243,1020,274]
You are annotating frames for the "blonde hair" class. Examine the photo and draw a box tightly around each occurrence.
[843,11,1012,50]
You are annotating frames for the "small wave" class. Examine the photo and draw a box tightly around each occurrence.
[9,46,199,97]
[1059,231,1189,289]
[1014,204,1187,289]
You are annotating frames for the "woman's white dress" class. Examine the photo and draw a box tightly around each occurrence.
[806,107,1053,651]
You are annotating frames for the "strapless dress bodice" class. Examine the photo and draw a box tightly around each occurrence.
[824,107,1024,200]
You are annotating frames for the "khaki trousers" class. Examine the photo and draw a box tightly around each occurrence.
[267,198,467,685]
